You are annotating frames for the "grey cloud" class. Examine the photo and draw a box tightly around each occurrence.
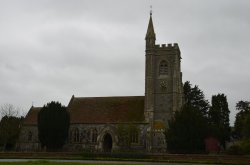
[0,0,249,125]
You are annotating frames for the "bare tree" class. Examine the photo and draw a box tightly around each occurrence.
[0,104,23,151]
[0,104,20,119]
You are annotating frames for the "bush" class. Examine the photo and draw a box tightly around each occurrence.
[240,139,250,154]
[227,145,243,155]
[227,139,250,155]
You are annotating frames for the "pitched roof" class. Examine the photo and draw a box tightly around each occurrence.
[23,106,41,125]
[67,96,145,124]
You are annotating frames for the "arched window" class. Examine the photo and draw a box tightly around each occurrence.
[159,60,168,75]
[130,131,139,143]
[73,128,80,143]
[157,137,161,145]
[28,131,32,141]
[92,129,98,143]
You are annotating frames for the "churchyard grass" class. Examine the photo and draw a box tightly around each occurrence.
[0,161,249,165]
[0,161,143,165]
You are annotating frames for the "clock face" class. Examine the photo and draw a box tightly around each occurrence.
[160,80,167,88]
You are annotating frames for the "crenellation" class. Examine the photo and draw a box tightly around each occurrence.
[155,43,180,50]
[173,43,179,49]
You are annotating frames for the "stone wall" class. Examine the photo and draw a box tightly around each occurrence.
[65,123,149,152]
[16,125,41,152]
[17,122,150,152]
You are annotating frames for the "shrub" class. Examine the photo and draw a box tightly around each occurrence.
[227,139,250,155]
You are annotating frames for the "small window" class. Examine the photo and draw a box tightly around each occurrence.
[130,131,139,143]
[28,131,32,141]
[157,137,161,145]
[73,128,80,143]
[159,61,168,75]
[91,129,98,143]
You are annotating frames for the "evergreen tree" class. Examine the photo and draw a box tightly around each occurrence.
[38,101,70,151]
[242,114,250,139]
[183,81,210,117]
[209,94,230,148]
[166,81,209,153]
[166,105,207,153]
[234,101,250,138]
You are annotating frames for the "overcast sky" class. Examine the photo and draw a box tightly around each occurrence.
[0,0,249,125]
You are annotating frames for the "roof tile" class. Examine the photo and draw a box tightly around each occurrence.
[68,96,145,124]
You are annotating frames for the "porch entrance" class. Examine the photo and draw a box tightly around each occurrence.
[103,133,112,152]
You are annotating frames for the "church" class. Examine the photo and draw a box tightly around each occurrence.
[17,13,184,152]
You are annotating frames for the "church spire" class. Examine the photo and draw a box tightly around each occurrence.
[145,12,155,48]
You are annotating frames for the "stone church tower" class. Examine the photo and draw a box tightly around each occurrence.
[144,13,183,151]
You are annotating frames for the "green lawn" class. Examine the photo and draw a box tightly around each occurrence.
[0,161,141,165]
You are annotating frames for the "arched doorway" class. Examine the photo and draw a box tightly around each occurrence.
[103,133,112,152]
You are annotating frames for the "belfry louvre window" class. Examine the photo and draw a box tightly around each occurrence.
[159,60,168,75]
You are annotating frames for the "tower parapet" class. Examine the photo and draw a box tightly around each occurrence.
[155,43,180,52]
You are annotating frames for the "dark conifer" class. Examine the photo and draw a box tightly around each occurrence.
[209,94,230,148]
[38,101,70,151]
[166,81,209,153]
